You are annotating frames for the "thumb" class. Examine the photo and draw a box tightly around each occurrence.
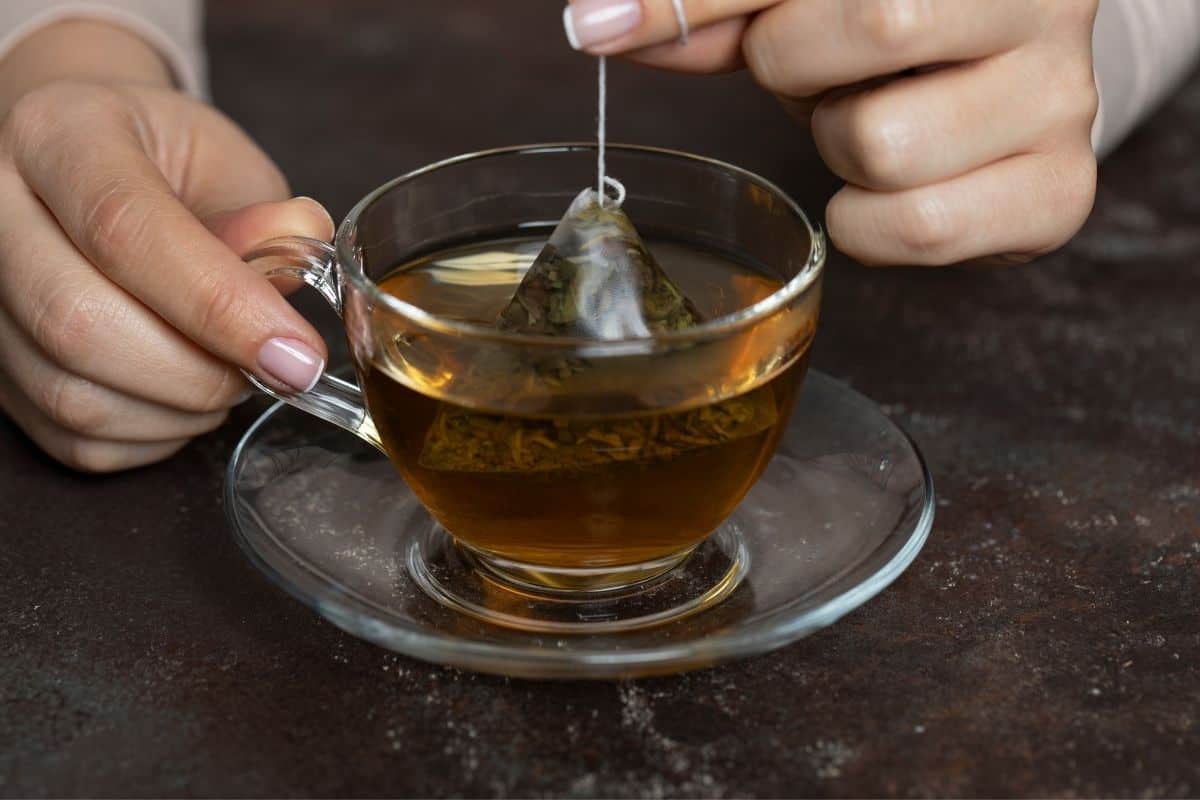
[565,0,770,54]
[205,196,335,256]
[205,197,335,295]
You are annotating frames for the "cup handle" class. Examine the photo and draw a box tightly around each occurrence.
[239,236,383,452]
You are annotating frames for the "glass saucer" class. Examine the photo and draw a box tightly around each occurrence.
[225,371,934,679]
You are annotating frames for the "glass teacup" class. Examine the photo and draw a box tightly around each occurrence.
[243,144,824,597]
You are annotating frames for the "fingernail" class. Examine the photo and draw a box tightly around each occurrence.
[292,196,335,236]
[563,0,642,50]
[256,338,324,393]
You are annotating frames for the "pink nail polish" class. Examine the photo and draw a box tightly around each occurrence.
[563,0,642,51]
[256,337,324,393]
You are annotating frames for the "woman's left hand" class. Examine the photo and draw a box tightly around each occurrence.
[564,0,1100,267]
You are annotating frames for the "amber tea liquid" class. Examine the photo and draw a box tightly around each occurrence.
[360,237,810,575]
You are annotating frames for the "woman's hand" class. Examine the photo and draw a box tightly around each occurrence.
[565,0,1100,266]
[0,21,333,472]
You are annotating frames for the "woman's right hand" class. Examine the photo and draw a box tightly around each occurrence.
[0,44,334,471]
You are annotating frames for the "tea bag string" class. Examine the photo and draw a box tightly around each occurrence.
[596,57,625,208]
[595,1,689,208]
[672,0,691,43]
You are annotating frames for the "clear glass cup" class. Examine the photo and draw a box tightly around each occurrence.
[242,143,825,603]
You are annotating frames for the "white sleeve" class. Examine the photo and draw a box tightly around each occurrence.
[0,0,206,98]
[1092,0,1200,157]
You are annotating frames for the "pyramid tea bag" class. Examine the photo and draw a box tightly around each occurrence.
[496,188,701,338]
[418,188,778,473]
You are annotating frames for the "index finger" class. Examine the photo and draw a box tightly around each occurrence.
[565,0,778,54]
[8,87,328,393]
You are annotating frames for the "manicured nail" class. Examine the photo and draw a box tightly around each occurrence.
[563,0,642,51]
[292,196,335,236]
[256,337,324,393]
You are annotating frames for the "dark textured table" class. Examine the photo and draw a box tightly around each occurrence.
[3,2,1198,797]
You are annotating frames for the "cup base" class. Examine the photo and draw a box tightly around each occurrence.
[406,523,749,634]
[461,544,695,593]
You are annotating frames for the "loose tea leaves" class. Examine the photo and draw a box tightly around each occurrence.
[497,188,701,338]
[419,386,777,473]
[418,188,778,473]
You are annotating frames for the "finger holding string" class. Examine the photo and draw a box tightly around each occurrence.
[564,0,776,70]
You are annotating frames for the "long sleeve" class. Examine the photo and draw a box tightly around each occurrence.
[0,0,206,97]
[1092,0,1200,157]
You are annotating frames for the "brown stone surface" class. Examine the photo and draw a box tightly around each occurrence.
[2,1,1198,796]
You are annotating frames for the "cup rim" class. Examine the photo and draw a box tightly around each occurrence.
[336,142,825,349]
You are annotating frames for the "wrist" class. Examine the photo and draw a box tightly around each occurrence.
[0,18,172,116]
